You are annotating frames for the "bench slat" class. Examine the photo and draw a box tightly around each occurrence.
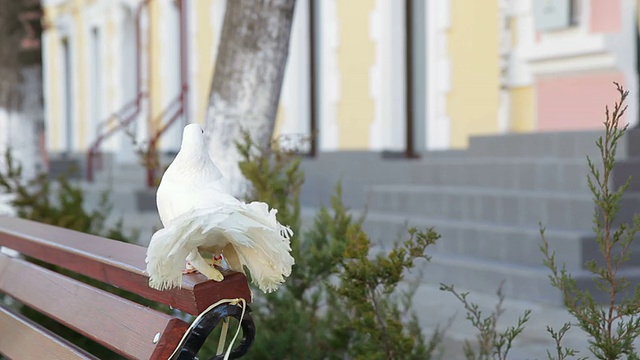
[0,253,189,359]
[0,305,98,360]
[0,216,252,315]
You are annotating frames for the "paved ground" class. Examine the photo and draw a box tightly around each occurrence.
[411,280,625,359]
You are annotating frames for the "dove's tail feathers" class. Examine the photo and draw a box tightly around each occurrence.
[145,203,294,293]
[220,203,295,293]
[146,226,190,290]
[145,216,212,290]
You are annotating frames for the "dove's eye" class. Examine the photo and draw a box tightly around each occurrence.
[201,128,204,134]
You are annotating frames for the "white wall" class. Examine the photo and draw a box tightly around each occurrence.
[277,0,312,152]
[369,0,406,151]
[316,0,340,151]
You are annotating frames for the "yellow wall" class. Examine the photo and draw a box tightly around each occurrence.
[72,0,87,147]
[106,8,116,127]
[336,0,375,149]
[447,0,500,148]
[638,0,640,33]
[149,0,163,132]
[509,86,534,132]
[43,24,62,150]
[510,17,518,47]
[43,0,96,150]
[195,1,217,126]
[273,105,285,138]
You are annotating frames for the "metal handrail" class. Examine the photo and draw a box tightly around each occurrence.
[144,0,189,187]
[86,0,189,187]
[86,0,150,182]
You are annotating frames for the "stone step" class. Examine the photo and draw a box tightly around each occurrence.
[367,185,640,232]
[91,164,149,185]
[424,252,564,305]
[113,211,161,246]
[625,128,640,158]
[368,211,640,305]
[48,156,84,180]
[359,210,583,269]
[301,157,594,210]
[468,130,604,159]
[84,150,176,186]
[72,180,145,213]
[361,209,640,270]
[402,158,591,194]
[301,206,640,305]
[420,251,640,305]
[612,158,640,192]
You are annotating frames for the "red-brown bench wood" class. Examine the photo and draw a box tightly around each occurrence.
[0,252,188,359]
[0,305,97,360]
[0,216,252,315]
[0,216,255,359]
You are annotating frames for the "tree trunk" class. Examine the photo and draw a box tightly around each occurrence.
[0,0,44,178]
[204,0,297,196]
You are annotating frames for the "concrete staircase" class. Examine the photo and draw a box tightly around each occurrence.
[82,165,161,246]
[300,130,640,305]
[63,153,166,246]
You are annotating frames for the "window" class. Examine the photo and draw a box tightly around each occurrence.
[569,0,582,26]
[534,0,576,31]
[61,37,73,153]
[90,27,103,140]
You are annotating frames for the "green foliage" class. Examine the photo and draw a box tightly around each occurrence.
[332,226,440,359]
[440,282,530,360]
[227,134,442,359]
[546,323,587,360]
[0,149,148,359]
[0,149,131,240]
[540,83,640,360]
[237,131,304,237]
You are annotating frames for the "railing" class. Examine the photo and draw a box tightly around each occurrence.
[86,94,146,181]
[144,92,185,187]
[86,0,190,187]
[86,0,150,182]
[144,0,190,187]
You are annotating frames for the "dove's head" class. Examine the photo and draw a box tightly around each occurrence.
[180,124,206,152]
[172,123,224,181]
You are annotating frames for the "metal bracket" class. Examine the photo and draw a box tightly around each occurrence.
[174,303,255,360]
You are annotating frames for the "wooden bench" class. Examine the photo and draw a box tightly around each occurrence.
[0,216,255,359]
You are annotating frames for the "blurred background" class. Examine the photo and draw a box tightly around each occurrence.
[5,1,633,167]
[1,0,639,306]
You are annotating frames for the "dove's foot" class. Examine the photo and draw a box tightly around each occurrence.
[201,266,224,282]
[184,253,225,282]
[182,269,199,274]
[182,262,199,274]
[211,255,223,267]
[182,256,222,274]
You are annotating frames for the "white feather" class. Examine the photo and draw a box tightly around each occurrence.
[145,124,295,293]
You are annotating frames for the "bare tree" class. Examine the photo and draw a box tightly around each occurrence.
[204,0,297,195]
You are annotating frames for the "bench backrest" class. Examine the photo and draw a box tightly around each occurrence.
[0,216,252,359]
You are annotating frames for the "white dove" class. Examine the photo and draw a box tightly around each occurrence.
[145,124,294,293]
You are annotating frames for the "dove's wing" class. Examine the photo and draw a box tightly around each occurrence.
[156,172,238,226]
[146,202,294,293]
[145,207,233,290]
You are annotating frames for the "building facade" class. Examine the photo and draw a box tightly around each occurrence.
[40,0,640,163]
